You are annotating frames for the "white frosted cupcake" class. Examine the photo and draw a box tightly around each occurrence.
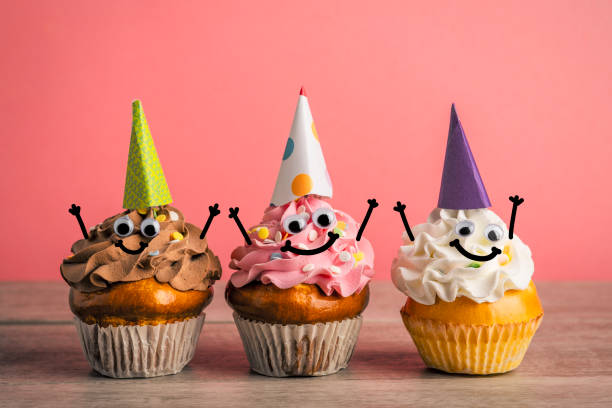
[391,105,543,374]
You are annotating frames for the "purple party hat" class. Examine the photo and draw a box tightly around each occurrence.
[437,104,491,209]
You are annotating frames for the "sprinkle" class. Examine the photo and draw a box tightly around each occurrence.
[329,265,341,275]
[270,253,283,260]
[149,250,160,256]
[353,251,364,262]
[339,251,352,263]
[303,264,315,272]
[498,254,510,266]
[258,227,270,240]
[333,227,344,237]
[274,231,283,243]
[66,254,74,259]
[308,230,318,242]
[297,205,306,214]
[337,221,347,231]
[297,243,309,250]
[169,211,179,221]
[466,262,481,268]
[156,214,167,222]
[282,232,289,240]
[169,240,180,244]
[170,231,184,241]
[137,208,148,215]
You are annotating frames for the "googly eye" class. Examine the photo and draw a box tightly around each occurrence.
[454,220,475,237]
[140,218,161,238]
[282,214,308,234]
[484,224,504,242]
[113,216,134,237]
[312,208,337,229]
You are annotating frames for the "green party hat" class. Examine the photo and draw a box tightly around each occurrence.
[122,100,172,209]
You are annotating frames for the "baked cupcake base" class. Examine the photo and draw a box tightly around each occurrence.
[400,281,543,375]
[402,313,542,374]
[74,314,205,378]
[233,312,362,377]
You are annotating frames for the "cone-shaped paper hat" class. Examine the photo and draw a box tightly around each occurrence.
[270,88,333,206]
[122,100,172,210]
[437,104,491,209]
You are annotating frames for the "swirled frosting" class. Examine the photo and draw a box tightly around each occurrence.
[391,208,533,305]
[229,196,374,297]
[61,206,221,292]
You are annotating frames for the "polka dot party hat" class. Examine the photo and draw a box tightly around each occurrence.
[270,88,333,206]
[122,100,173,210]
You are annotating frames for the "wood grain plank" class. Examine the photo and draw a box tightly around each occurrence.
[1,281,611,407]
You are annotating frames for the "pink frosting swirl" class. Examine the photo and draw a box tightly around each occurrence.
[229,196,375,297]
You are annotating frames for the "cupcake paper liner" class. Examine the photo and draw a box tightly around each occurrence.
[233,312,362,377]
[402,313,542,375]
[74,314,205,378]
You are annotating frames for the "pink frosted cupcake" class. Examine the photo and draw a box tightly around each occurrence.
[225,88,378,377]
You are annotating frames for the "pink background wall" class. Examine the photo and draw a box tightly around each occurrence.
[1,1,610,281]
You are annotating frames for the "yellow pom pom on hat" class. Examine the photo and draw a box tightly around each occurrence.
[122,100,173,210]
[270,87,333,206]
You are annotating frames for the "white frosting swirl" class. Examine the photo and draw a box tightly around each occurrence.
[391,208,533,305]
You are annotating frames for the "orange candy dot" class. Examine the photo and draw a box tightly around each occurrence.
[291,173,313,197]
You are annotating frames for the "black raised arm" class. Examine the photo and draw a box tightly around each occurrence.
[200,203,221,239]
[356,198,379,241]
[508,195,525,239]
[392,201,414,241]
[68,203,89,239]
[228,207,252,245]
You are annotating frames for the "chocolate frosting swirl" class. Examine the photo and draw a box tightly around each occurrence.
[61,206,221,293]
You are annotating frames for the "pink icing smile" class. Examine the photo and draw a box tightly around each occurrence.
[229,196,374,297]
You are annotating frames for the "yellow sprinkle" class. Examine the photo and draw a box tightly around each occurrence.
[156,214,167,222]
[503,244,513,262]
[337,221,347,231]
[283,232,289,240]
[353,251,364,262]
[258,227,270,240]
[137,208,148,215]
[498,254,510,266]
[170,231,184,241]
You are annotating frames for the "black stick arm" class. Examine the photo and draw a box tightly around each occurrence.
[392,201,414,242]
[68,203,89,240]
[508,195,525,239]
[356,198,379,241]
[200,203,221,239]
[228,207,252,245]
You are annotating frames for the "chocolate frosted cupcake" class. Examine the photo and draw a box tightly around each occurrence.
[60,101,222,378]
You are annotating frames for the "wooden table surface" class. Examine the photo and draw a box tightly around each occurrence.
[1,281,611,407]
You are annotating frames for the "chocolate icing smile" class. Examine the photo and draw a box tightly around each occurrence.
[61,206,221,293]
[114,240,148,255]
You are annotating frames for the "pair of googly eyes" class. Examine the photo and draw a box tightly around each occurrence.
[282,208,337,234]
[113,216,160,238]
[455,220,504,242]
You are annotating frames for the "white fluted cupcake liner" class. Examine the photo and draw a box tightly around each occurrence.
[402,313,542,374]
[74,314,205,378]
[233,312,362,377]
